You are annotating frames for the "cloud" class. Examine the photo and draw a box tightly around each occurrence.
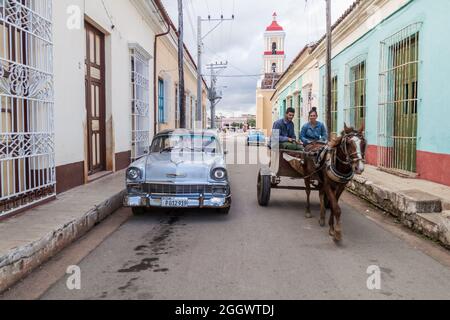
[161,0,356,117]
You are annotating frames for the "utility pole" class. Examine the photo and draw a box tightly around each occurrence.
[196,15,234,129]
[178,0,186,128]
[325,0,332,140]
[206,62,228,129]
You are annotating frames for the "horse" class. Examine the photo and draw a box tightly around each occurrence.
[287,124,367,242]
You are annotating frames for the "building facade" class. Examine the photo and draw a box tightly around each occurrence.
[272,0,450,187]
[0,0,206,218]
[155,20,208,133]
[256,13,286,136]
[271,45,320,135]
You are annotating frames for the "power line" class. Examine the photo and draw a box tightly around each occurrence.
[185,1,197,42]
[202,44,251,76]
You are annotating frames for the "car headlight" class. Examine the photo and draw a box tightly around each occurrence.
[127,167,142,181]
[211,168,227,181]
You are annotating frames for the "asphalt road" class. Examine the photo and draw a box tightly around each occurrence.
[4,141,450,300]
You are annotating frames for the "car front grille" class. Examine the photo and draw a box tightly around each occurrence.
[144,184,223,195]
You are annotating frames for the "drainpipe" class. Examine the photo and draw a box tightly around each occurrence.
[153,11,171,135]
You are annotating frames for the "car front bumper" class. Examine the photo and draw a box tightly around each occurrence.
[124,194,232,209]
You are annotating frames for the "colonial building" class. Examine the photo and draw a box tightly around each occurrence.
[0,0,206,218]
[256,13,286,136]
[272,0,450,187]
[155,6,208,133]
[271,44,320,135]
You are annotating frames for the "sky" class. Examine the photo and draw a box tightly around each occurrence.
[161,0,356,117]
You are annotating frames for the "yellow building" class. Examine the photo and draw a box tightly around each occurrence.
[155,6,207,133]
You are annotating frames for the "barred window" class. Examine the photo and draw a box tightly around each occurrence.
[321,73,338,136]
[175,84,180,129]
[331,76,338,136]
[378,23,421,175]
[0,0,54,217]
[345,55,367,130]
[130,44,151,161]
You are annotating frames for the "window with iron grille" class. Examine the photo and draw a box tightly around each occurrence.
[130,44,150,161]
[345,55,367,130]
[158,78,165,124]
[331,76,338,136]
[175,84,180,128]
[321,73,338,136]
[0,0,54,217]
[378,23,421,175]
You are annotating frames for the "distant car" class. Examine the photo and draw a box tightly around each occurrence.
[124,130,231,215]
[247,130,266,147]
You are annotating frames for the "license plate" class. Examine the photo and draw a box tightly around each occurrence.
[161,198,189,208]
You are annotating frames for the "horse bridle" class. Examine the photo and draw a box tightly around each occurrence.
[335,132,366,166]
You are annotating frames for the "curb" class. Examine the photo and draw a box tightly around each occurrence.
[0,190,126,294]
[348,176,450,249]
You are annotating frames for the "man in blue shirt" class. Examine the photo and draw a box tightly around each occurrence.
[272,108,303,150]
[300,107,328,148]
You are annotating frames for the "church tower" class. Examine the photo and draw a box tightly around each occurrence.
[256,13,286,135]
[263,12,286,74]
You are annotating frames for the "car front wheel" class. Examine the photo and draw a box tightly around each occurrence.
[217,207,231,215]
[132,207,146,215]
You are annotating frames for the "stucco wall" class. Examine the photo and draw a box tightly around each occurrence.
[53,0,156,169]
[156,34,206,132]
[318,0,450,155]
[256,89,275,136]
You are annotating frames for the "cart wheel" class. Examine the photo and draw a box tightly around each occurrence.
[257,170,271,206]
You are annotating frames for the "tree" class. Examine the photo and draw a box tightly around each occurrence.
[248,119,256,128]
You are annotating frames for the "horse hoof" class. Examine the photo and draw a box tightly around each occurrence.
[334,231,342,242]
[305,212,312,219]
[319,219,326,227]
[329,229,335,237]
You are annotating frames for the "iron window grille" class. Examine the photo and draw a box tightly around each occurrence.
[378,22,422,175]
[0,0,55,217]
[321,72,338,137]
[130,44,151,161]
[344,54,367,130]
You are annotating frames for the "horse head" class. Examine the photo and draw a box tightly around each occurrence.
[341,123,367,175]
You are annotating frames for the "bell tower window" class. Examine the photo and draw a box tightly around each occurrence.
[272,63,277,73]
[272,42,277,54]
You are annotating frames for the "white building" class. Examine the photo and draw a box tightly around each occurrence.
[0,0,200,218]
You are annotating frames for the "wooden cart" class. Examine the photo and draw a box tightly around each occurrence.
[257,148,321,206]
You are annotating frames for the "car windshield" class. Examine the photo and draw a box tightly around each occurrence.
[150,134,220,154]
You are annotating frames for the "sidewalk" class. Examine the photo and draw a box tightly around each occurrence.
[0,171,126,293]
[348,165,450,248]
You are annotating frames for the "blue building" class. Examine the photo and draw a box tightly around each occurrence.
[274,0,450,186]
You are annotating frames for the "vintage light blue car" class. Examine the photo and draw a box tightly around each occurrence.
[247,130,267,147]
[124,130,232,215]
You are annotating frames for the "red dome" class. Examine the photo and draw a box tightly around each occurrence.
[266,12,284,32]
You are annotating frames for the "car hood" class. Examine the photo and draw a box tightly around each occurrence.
[144,152,225,183]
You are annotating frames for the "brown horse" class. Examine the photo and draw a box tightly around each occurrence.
[290,124,367,242]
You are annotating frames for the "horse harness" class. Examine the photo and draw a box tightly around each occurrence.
[311,132,365,184]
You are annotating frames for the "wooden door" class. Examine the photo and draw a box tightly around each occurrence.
[85,22,106,175]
